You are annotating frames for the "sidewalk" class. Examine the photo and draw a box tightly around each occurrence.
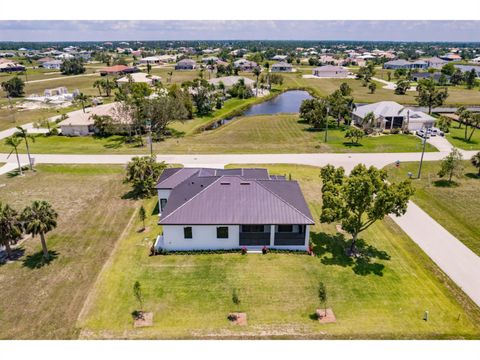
[390,201,480,307]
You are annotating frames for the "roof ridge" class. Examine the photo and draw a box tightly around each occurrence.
[254,179,314,223]
[160,176,224,223]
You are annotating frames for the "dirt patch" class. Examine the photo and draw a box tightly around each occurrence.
[133,312,154,328]
[316,308,336,324]
[228,312,247,326]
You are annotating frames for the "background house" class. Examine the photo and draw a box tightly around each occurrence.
[312,65,348,78]
[352,101,435,131]
[271,62,293,72]
[175,58,197,70]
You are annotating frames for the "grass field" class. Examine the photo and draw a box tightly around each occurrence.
[386,161,480,257]
[78,164,480,339]
[281,68,480,106]
[445,126,480,150]
[0,164,137,339]
[0,114,436,154]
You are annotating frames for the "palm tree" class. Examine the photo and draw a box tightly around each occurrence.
[76,92,89,113]
[14,127,35,171]
[0,202,22,259]
[471,152,480,176]
[263,62,270,89]
[20,200,58,260]
[93,79,104,96]
[102,78,115,97]
[5,136,24,176]
[253,67,261,97]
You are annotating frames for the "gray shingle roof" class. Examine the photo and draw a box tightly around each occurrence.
[159,169,314,225]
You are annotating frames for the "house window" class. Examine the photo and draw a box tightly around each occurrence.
[241,225,265,232]
[183,227,192,239]
[160,199,167,212]
[216,227,229,239]
[277,225,293,233]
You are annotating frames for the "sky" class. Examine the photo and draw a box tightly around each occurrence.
[1,21,480,42]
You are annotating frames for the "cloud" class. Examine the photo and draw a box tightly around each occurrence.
[0,20,480,41]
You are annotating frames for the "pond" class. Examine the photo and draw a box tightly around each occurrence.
[206,90,312,130]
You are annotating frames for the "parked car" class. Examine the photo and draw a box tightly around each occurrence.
[430,127,444,137]
[416,129,430,139]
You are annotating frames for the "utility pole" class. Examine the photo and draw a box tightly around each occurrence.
[417,132,427,179]
[146,119,153,157]
[324,106,330,143]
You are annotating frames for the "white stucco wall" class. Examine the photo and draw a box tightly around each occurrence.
[162,225,240,250]
[161,224,310,251]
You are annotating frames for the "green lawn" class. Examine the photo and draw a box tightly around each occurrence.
[280,68,480,105]
[0,164,137,339]
[0,114,436,154]
[445,126,480,151]
[386,160,480,257]
[78,164,480,339]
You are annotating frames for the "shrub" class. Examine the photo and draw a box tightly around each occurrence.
[241,246,247,255]
[262,246,268,254]
[391,128,400,134]
[382,129,391,135]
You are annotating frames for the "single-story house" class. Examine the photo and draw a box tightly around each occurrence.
[422,56,448,69]
[440,53,462,62]
[57,102,122,136]
[383,59,428,70]
[37,57,55,65]
[137,56,163,65]
[352,101,435,131]
[175,59,197,70]
[470,57,480,64]
[411,72,450,83]
[272,55,288,61]
[454,64,480,75]
[233,59,258,71]
[42,60,63,70]
[208,76,255,89]
[271,62,293,72]
[312,65,348,78]
[201,56,219,64]
[155,167,314,251]
[99,65,139,76]
[0,61,25,72]
[116,72,161,85]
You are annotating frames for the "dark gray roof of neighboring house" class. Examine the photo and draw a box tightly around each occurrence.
[176,58,196,65]
[159,170,314,225]
[454,64,480,73]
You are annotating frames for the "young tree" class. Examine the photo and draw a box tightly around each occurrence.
[441,63,455,76]
[415,78,449,114]
[339,82,352,96]
[14,126,35,171]
[320,164,414,255]
[464,113,480,142]
[124,156,166,198]
[20,200,58,260]
[465,69,477,89]
[146,61,152,75]
[138,205,147,231]
[344,127,364,144]
[1,76,25,97]
[93,79,104,96]
[450,69,464,86]
[232,288,240,305]
[5,136,24,176]
[361,111,376,130]
[263,62,271,89]
[0,202,22,259]
[368,82,377,94]
[471,152,480,176]
[299,98,329,129]
[318,282,327,317]
[438,148,464,184]
[133,281,144,311]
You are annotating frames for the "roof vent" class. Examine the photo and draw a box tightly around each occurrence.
[240,182,251,185]
[220,182,231,185]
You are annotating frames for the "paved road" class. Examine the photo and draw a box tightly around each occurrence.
[0,149,476,171]
[24,72,99,84]
[391,201,480,307]
[0,123,50,140]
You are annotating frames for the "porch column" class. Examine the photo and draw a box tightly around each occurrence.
[304,225,310,247]
[270,225,275,247]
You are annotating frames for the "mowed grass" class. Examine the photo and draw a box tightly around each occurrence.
[0,114,435,154]
[445,126,480,150]
[281,69,480,105]
[0,164,137,339]
[386,161,480,257]
[79,164,480,339]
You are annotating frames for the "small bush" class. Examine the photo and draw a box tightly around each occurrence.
[241,246,247,255]
[382,129,391,135]
[390,128,400,134]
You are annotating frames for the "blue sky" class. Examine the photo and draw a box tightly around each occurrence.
[1,21,480,42]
